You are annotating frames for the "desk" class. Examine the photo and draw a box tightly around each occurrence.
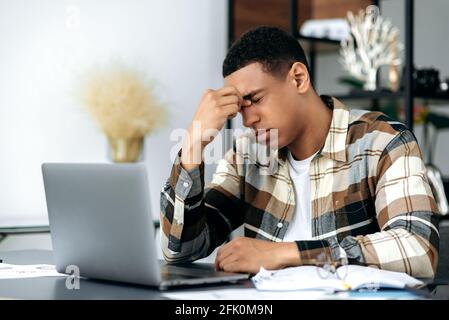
[0,221,159,244]
[0,250,251,300]
[0,226,50,246]
[1,250,448,300]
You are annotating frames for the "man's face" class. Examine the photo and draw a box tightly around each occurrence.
[224,62,305,149]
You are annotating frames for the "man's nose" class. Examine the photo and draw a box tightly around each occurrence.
[241,106,260,128]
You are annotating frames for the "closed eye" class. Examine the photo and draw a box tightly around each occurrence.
[251,96,263,104]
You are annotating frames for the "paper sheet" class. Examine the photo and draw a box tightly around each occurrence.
[0,263,67,279]
[163,288,424,300]
[252,266,347,291]
[163,288,336,300]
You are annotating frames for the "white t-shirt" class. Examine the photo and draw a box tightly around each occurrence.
[283,151,317,242]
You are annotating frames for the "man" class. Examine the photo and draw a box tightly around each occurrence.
[160,26,439,277]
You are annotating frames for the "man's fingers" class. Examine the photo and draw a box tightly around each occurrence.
[217,86,239,96]
[218,95,240,106]
[217,86,243,105]
[242,98,252,107]
[218,252,240,271]
[215,243,233,268]
[220,104,240,117]
[221,260,246,273]
[214,256,220,270]
[218,237,246,260]
[215,240,240,270]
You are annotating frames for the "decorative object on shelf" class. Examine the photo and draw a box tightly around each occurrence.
[412,67,441,95]
[339,5,403,91]
[388,33,400,92]
[338,76,364,90]
[81,63,166,163]
[300,18,349,41]
[441,78,449,96]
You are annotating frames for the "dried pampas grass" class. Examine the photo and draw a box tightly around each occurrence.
[81,64,166,139]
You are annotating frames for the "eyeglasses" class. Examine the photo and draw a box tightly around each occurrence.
[314,252,382,292]
[314,251,349,281]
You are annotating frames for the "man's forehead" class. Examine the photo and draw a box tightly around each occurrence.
[224,62,268,95]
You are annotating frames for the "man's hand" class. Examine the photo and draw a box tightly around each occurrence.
[215,237,301,274]
[181,86,244,171]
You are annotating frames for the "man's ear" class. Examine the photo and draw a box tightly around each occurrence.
[289,62,310,94]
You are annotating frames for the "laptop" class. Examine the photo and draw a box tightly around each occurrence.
[41,163,249,290]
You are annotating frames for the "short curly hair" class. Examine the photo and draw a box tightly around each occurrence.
[222,26,310,78]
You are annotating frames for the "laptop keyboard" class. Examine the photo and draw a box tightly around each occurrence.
[160,263,217,278]
[158,261,250,287]
[160,271,200,281]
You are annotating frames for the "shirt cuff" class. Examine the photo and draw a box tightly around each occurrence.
[169,150,204,200]
[295,240,334,266]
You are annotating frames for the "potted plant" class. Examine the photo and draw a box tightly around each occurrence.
[81,63,166,162]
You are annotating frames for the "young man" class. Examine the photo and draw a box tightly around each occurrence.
[160,26,439,277]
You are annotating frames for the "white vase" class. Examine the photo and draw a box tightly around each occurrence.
[107,136,144,163]
[364,69,378,91]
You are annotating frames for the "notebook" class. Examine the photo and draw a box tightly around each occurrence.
[252,265,424,292]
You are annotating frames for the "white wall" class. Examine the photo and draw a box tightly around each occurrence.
[0,0,227,228]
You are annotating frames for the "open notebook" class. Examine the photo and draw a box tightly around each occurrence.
[252,265,424,292]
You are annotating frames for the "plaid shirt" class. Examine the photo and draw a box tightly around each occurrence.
[160,96,439,277]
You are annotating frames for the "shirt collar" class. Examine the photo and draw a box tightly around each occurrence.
[277,95,349,165]
[319,96,349,163]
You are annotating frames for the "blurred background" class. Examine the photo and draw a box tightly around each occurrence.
[0,1,448,271]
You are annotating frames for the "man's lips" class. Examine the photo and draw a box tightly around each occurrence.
[253,129,271,142]
[249,128,279,147]
[253,128,271,136]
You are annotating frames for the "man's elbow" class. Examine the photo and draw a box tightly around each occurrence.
[160,237,209,265]
[427,245,439,278]
[162,248,197,265]
[160,235,196,264]
[411,243,439,279]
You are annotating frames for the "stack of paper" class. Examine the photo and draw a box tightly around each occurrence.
[0,263,66,279]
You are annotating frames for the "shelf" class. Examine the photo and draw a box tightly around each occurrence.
[0,221,161,236]
[415,94,449,102]
[333,90,449,103]
[333,90,403,100]
[297,35,341,45]
[296,34,341,53]
[0,225,50,235]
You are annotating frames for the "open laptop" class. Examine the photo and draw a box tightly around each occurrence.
[41,163,249,290]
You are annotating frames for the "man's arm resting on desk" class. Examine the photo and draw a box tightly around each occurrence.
[215,237,333,274]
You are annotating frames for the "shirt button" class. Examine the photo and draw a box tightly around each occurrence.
[183,182,189,188]
[277,222,283,228]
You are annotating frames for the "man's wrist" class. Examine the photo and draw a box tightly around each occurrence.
[275,242,301,269]
[180,145,203,171]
